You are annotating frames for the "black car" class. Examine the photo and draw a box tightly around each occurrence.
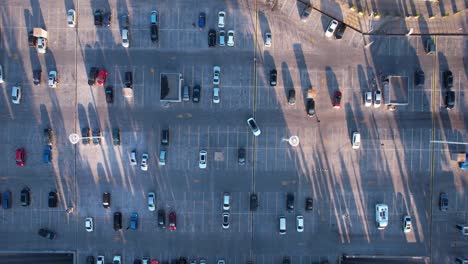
[151,25,158,43]
[2,191,11,209]
[306,99,316,117]
[105,86,114,103]
[33,69,42,86]
[86,256,95,264]
[178,257,187,264]
[208,29,216,47]
[133,259,142,264]
[102,192,111,208]
[300,4,312,22]
[113,212,122,230]
[283,257,291,264]
[81,127,91,145]
[21,188,31,206]
[443,70,453,89]
[250,193,258,211]
[192,85,201,103]
[28,31,37,47]
[125,71,133,88]
[286,193,294,212]
[43,128,53,146]
[94,10,103,26]
[158,209,166,228]
[93,129,101,145]
[288,89,296,105]
[305,197,313,211]
[270,69,277,86]
[238,147,246,165]
[112,128,120,146]
[439,192,448,211]
[414,69,425,85]
[103,11,112,27]
[445,91,455,110]
[38,228,56,240]
[48,191,57,208]
[334,24,346,39]
[161,129,170,146]
[88,67,98,85]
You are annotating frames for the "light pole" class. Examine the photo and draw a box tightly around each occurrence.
[282,136,300,147]
[68,133,103,145]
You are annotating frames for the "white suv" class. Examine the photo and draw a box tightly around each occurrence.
[375,204,388,230]
[148,192,156,211]
[218,11,225,28]
[122,29,129,48]
[48,71,58,88]
[67,9,76,27]
[37,37,47,54]
[352,132,361,149]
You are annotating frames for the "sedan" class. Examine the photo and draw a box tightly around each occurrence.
[218,11,225,27]
[81,127,90,144]
[445,91,455,110]
[305,197,313,211]
[38,228,56,240]
[198,12,206,28]
[11,86,21,104]
[270,69,277,86]
[97,256,105,264]
[20,188,31,206]
[192,85,201,103]
[296,215,304,232]
[264,32,272,47]
[227,30,235,46]
[96,69,107,86]
[48,191,58,208]
[403,215,412,233]
[208,29,216,47]
[169,212,177,231]
[238,147,246,165]
[92,129,101,145]
[94,10,103,26]
[364,91,372,107]
[85,217,94,232]
[16,148,25,166]
[219,30,225,46]
[37,37,47,54]
[325,19,339,38]
[122,28,130,48]
[443,70,453,89]
[67,9,76,27]
[352,132,361,149]
[373,91,382,108]
[250,193,258,211]
[415,69,425,85]
[439,192,448,211]
[141,153,149,171]
[199,150,207,169]
[151,25,158,43]
[103,11,111,27]
[247,117,261,136]
[333,91,342,108]
[130,150,137,165]
[148,192,156,211]
[306,99,315,117]
[213,87,220,104]
[33,69,41,85]
[222,212,230,229]
[48,71,58,88]
[0,65,3,84]
[105,86,114,103]
[213,66,220,84]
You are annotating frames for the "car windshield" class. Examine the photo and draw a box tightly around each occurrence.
[249,120,257,129]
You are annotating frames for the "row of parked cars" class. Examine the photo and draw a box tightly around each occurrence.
[89,256,224,264]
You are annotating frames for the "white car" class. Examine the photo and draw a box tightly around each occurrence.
[11,86,21,104]
[374,91,382,108]
[67,9,76,27]
[213,66,220,85]
[222,212,230,229]
[403,215,412,233]
[141,153,149,171]
[227,30,234,47]
[130,150,137,165]
[217,260,225,264]
[148,192,156,211]
[113,256,121,264]
[151,10,158,24]
[218,11,225,28]
[159,150,166,166]
[97,256,105,264]
[122,29,129,48]
[364,91,372,107]
[0,64,4,83]
[37,37,47,54]
[352,132,361,149]
[265,32,272,47]
[213,87,220,104]
[48,71,58,88]
[247,117,261,136]
[296,215,304,232]
[219,30,225,46]
[325,19,339,38]
[85,217,93,232]
[199,150,207,169]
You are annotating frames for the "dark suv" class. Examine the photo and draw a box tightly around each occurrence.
[33,69,42,86]
[81,127,91,145]
[286,193,294,212]
[161,129,170,146]
[102,192,111,208]
[208,29,216,47]
[43,128,53,146]
[192,85,201,103]
[38,228,56,240]
[443,70,453,89]
[112,128,120,146]
[305,197,313,211]
[125,72,133,88]
[439,192,448,211]
[88,67,98,85]
[94,10,103,26]
[445,91,455,110]
[238,147,246,165]
[158,209,166,228]
[270,69,277,86]
[21,188,31,206]
[250,193,258,211]
[105,86,114,103]
[113,212,122,230]
[48,191,58,208]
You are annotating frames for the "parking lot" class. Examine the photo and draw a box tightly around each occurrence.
[0,0,467,263]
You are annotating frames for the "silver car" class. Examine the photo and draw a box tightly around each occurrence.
[141,153,149,171]
[227,30,234,46]
[148,192,156,211]
[219,30,225,46]
[199,150,207,169]
[213,87,220,104]
[130,150,137,165]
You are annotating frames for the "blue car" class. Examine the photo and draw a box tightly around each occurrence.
[198,12,206,28]
[130,213,138,230]
[2,191,11,209]
[43,146,52,164]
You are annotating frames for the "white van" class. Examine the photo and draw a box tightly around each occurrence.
[279,216,286,234]
[223,192,230,211]
[375,204,388,229]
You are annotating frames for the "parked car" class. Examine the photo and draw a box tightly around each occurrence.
[264,32,272,47]
[270,69,277,86]
[415,69,425,85]
[159,150,167,166]
[247,117,261,136]
[141,153,149,171]
[193,85,201,102]
[439,192,448,211]
[122,28,130,48]
[113,212,122,230]
[352,132,361,149]
[288,89,296,105]
[183,85,190,101]
[364,91,372,107]
[219,30,225,46]
[218,11,226,27]
[48,71,58,88]
[325,19,339,38]
[223,192,230,211]
[443,70,453,89]
[113,256,121,264]
[238,147,246,165]
[2,191,11,209]
[199,150,207,169]
[20,188,31,206]
[33,69,42,85]
[306,99,315,117]
[102,192,111,208]
[43,145,52,163]
[151,10,158,24]
[161,129,170,145]
[67,9,76,27]
[151,24,158,43]
[227,30,235,46]
[300,4,312,22]
[125,71,133,88]
[130,213,138,230]
[222,212,230,229]
[213,87,220,104]
[103,11,112,27]
[11,86,21,104]
[169,211,177,231]
[158,209,166,228]
[208,29,216,47]
[86,256,95,264]
[286,193,294,212]
[38,228,56,240]
[148,192,156,211]
[92,129,101,145]
[250,193,258,211]
[130,150,137,165]
[0,65,3,83]
[112,128,120,146]
[94,10,103,26]
[28,30,37,47]
[105,86,114,103]
[16,148,25,166]
[213,66,220,85]
[333,91,342,108]
[97,256,105,264]
[37,37,47,54]
[335,24,346,39]
[43,128,53,146]
[296,215,304,232]
[305,197,313,211]
[48,191,58,208]
[445,91,455,110]
[81,127,91,144]
[373,91,382,108]
[403,215,412,233]
[96,69,107,86]
[198,12,206,28]
[85,217,94,232]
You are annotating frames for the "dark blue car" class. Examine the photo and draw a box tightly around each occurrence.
[130,213,138,230]
[198,12,206,28]
[43,146,52,164]
[2,191,11,209]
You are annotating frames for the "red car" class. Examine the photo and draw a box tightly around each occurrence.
[151,260,159,264]
[16,148,25,166]
[333,91,342,108]
[169,212,177,231]
[96,69,107,86]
